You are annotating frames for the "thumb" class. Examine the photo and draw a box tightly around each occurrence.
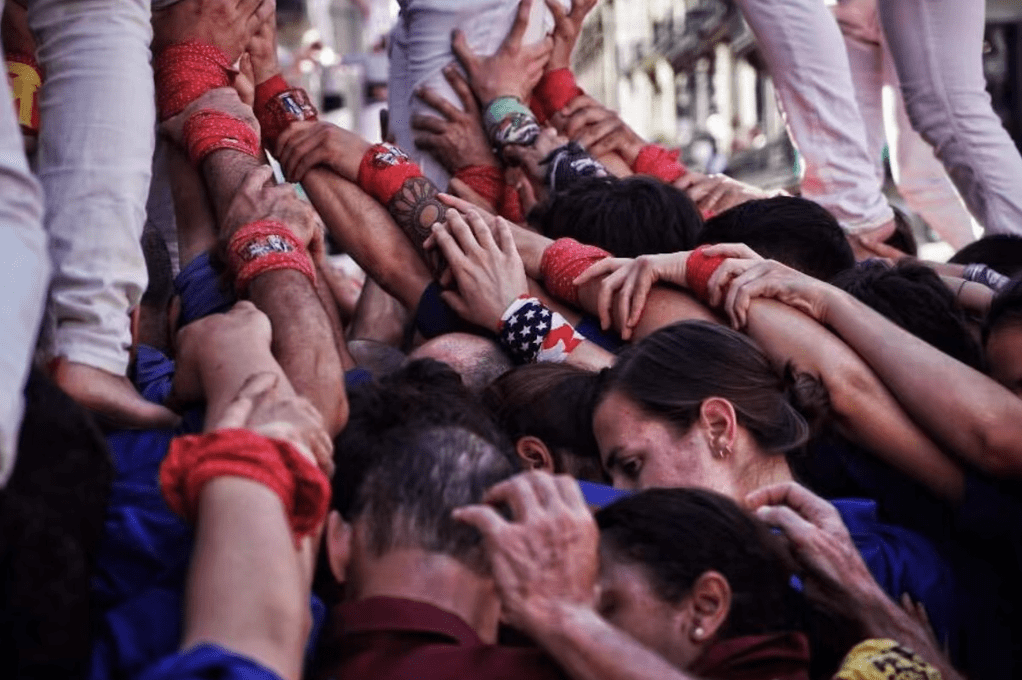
[452,503,508,539]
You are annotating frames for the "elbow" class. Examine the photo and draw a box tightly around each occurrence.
[975,421,1022,479]
[822,356,881,424]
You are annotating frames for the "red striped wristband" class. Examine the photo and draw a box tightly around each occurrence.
[684,246,727,303]
[356,143,424,206]
[183,110,261,167]
[540,238,612,306]
[228,220,317,296]
[154,41,232,122]
[632,144,688,183]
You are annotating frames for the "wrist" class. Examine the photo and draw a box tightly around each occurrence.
[522,599,601,645]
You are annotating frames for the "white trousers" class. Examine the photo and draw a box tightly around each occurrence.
[388,0,561,187]
[0,0,49,485]
[836,0,978,248]
[737,0,1022,237]
[28,0,156,375]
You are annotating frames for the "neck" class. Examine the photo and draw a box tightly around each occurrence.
[735,442,794,499]
[349,546,502,644]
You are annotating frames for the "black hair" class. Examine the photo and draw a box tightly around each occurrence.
[331,359,518,569]
[697,196,854,281]
[831,260,984,370]
[482,363,605,482]
[596,487,802,638]
[597,321,825,457]
[950,235,1022,278]
[530,175,702,257]
[983,275,1022,345]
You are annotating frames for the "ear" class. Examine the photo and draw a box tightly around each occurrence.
[326,510,353,584]
[686,570,732,643]
[698,397,738,459]
[515,435,555,472]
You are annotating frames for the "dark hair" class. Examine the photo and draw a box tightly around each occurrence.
[983,275,1022,345]
[697,197,854,281]
[331,359,518,569]
[887,206,919,257]
[950,235,1022,278]
[831,260,984,370]
[598,321,820,455]
[482,363,604,481]
[530,175,702,257]
[596,487,802,638]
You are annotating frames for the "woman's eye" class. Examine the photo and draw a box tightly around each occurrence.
[620,458,641,478]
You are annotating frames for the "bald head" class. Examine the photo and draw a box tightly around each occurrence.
[409,333,512,393]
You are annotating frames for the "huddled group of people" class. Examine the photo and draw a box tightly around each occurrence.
[1,0,1022,679]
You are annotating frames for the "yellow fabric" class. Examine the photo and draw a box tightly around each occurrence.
[834,639,942,680]
[7,61,41,128]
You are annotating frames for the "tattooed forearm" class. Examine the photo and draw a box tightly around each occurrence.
[388,175,448,277]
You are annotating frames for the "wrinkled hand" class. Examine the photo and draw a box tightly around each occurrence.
[275,120,370,183]
[412,65,498,173]
[221,165,326,257]
[847,220,904,262]
[152,0,276,62]
[545,0,597,71]
[746,482,878,616]
[424,208,529,329]
[246,11,280,84]
[211,371,335,476]
[553,95,643,165]
[452,0,553,105]
[681,173,774,218]
[702,254,832,329]
[453,471,599,633]
[161,86,260,150]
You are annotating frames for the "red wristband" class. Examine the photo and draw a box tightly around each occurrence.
[685,246,727,303]
[532,68,584,124]
[540,237,612,306]
[632,144,688,183]
[453,165,503,209]
[254,74,319,147]
[154,42,232,122]
[500,183,524,223]
[183,109,261,167]
[160,428,331,544]
[357,143,424,206]
[6,53,41,136]
[227,220,317,296]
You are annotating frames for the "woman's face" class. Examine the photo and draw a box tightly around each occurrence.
[592,390,737,498]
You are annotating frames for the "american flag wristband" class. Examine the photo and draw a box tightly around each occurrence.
[498,296,585,365]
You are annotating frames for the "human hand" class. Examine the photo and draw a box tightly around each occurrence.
[572,252,686,339]
[152,0,276,62]
[246,11,280,84]
[160,86,260,150]
[221,165,326,258]
[682,173,773,217]
[424,208,529,329]
[211,371,335,476]
[553,95,643,165]
[452,0,553,105]
[275,120,370,183]
[848,220,905,261]
[412,65,498,173]
[503,127,567,184]
[701,254,832,329]
[545,0,597,71]
[448,176,500,212]
[453,471,599,634]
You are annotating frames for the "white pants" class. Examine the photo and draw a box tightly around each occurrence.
[388,0,561,187]
[878,0,1022,237]
[28,0,156,374]
[0,0,49,484]
[836,0,978,248]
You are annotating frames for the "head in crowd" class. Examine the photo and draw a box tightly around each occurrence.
[326,359,519,584]
[983,276,1022,398]
[408,332,513,393]
[696,196,854,281]
[595,488,803,671]
[950,234,1022,278]
[347,339,407,380]
[482,363,604,482]
[831,260,984,371]
[592,321,820,500]
[530,175,702,258]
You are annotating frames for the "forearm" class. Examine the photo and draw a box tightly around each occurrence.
[301,168,433,311]
[249,270,347,434]
[183,477,311,680]
[530,605,698,680]
[823,289,1022,477]
[744,299,965,502]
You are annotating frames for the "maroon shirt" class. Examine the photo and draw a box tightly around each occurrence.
[319,596,568,680]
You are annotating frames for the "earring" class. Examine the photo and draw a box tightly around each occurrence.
[712,442,731,459]
[693,626,705,640]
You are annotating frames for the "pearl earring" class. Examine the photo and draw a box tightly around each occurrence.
[693,626,705,639]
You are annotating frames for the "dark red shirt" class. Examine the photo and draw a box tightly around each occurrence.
[319,596,568,680]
